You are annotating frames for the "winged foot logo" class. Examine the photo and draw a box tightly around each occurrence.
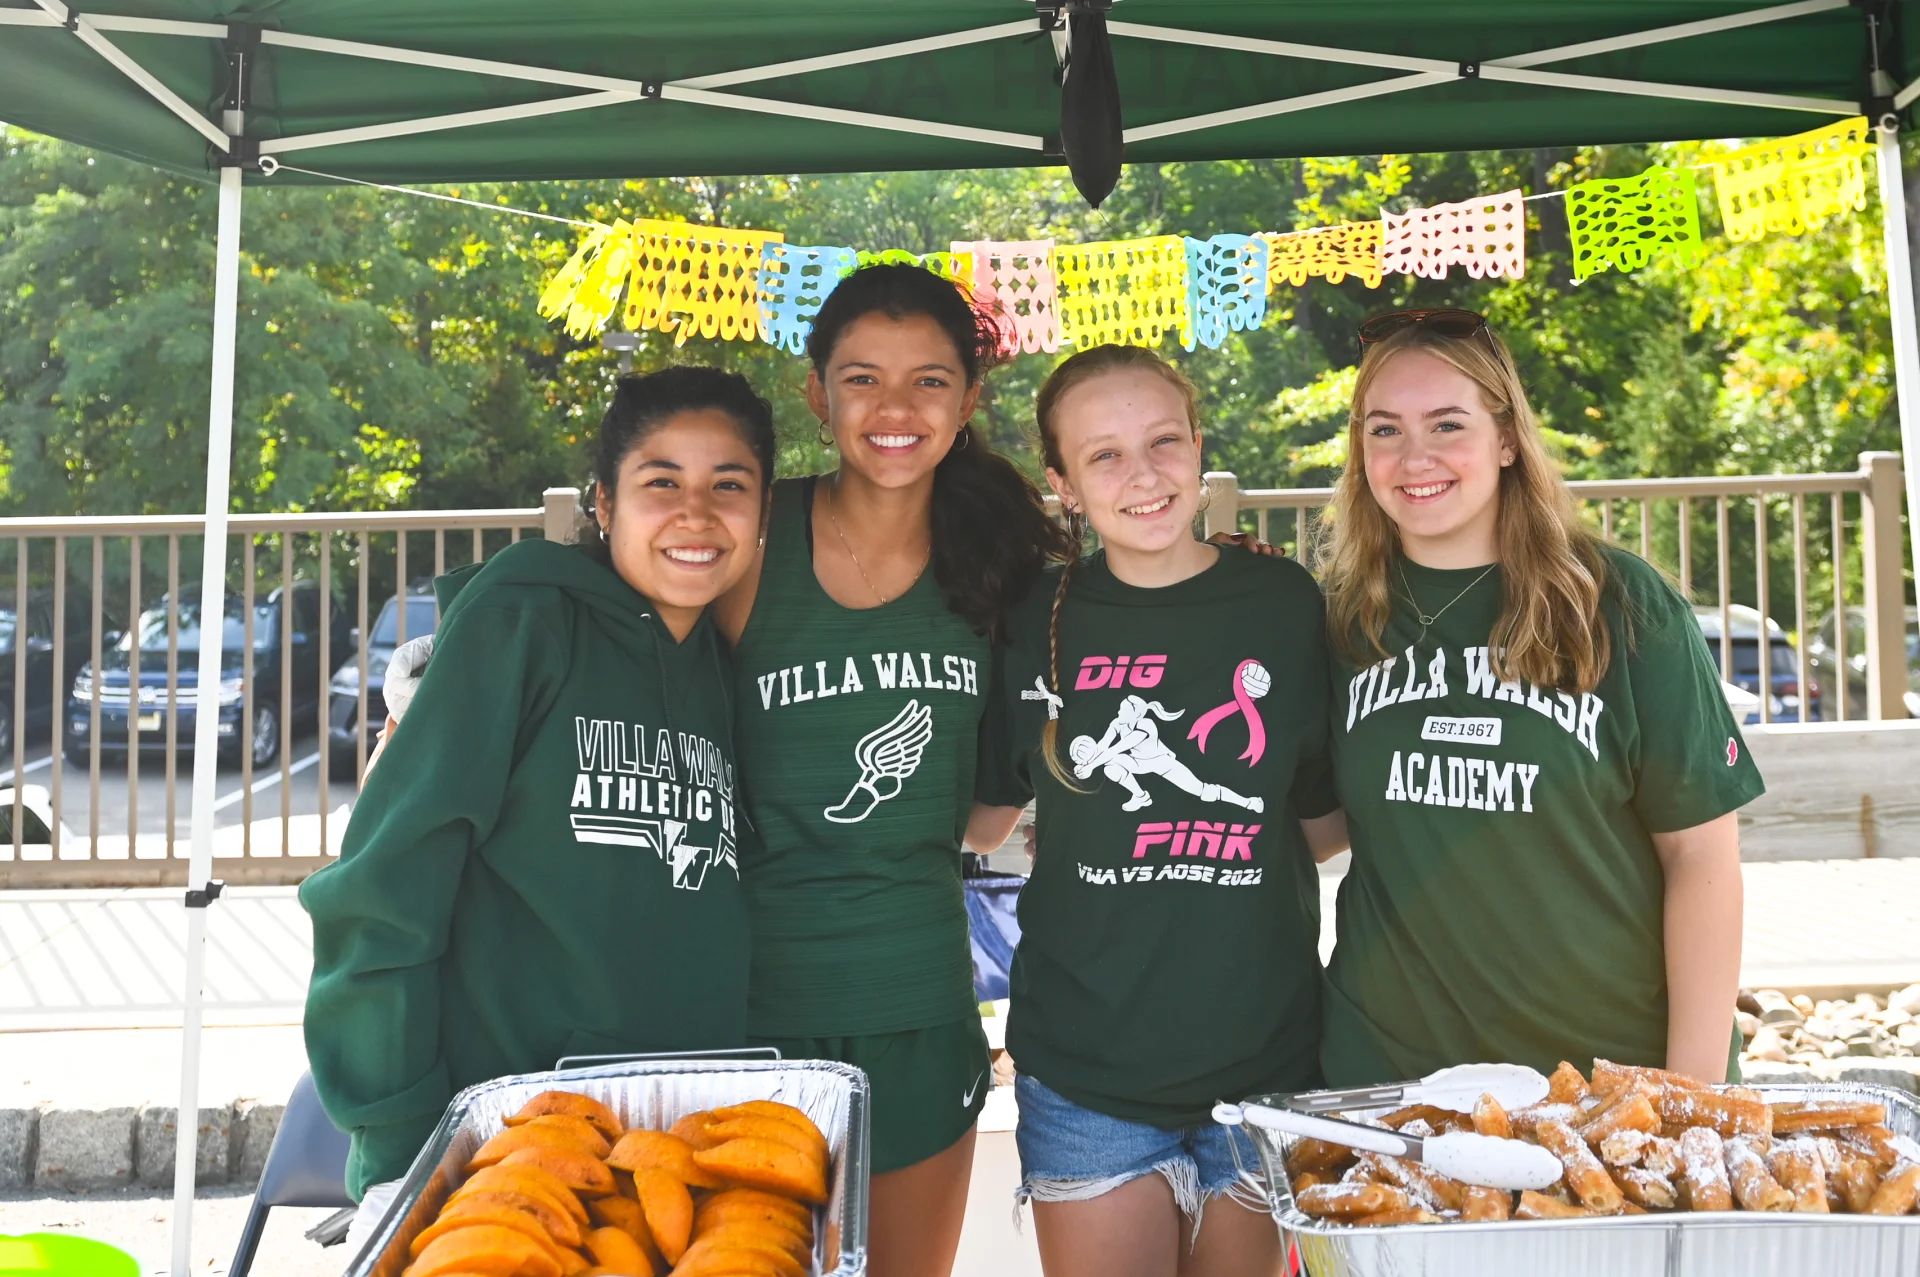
[825,699,934,823]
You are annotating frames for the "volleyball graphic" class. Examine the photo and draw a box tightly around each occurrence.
[1241,661,1271,699]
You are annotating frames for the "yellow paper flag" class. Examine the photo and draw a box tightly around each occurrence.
[626,220,785,345]
[537,221,613,323]
[1711,116,1872,242]
[1055,236,1190,349]
[565,220,636,340]
[1259,222,1384,290]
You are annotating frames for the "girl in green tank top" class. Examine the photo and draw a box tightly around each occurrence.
[712,265,1065,1277]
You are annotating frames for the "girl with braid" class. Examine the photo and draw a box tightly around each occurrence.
[974,345,1347,1277]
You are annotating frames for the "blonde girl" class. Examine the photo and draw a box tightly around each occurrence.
[1317,309,1763,1088]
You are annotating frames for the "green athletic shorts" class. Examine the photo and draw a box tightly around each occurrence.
[753,1015,991,1175]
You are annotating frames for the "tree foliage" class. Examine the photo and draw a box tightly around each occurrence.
[1,125,1909,534]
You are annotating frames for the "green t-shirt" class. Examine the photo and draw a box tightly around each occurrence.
[1321,546,1765,1088]
[979,547,1337,1127]
[732,478,990,1037]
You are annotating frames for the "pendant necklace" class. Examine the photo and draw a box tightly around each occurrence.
[1399,561,1497,643]
[824,475,925,606]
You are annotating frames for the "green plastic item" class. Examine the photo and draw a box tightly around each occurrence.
[0,1235,139,1277]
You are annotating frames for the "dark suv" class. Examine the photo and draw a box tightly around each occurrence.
[0,589,110,757]
[328,589,438,769]
[67,582,351,767]
[1693,605,1818,723]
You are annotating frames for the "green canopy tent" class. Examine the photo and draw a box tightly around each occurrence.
[2,1,1918,1268]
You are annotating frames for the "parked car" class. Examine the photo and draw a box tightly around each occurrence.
[66,581,352,767]
[1693,605,1819,723]
[1806,605,1920,720]
[328,587,439,770]
[0,589,112,757]
[0,783,65,846]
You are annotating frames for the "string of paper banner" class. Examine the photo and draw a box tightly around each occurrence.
[538,116,1874,357]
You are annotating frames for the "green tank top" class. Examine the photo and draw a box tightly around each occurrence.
[733,477,990,1037]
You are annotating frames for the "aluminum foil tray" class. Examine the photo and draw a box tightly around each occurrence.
[346,1057,870,1277]
[1243,1081,1920,1277]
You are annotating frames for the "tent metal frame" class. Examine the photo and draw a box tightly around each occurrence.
[6,1,1919,1270]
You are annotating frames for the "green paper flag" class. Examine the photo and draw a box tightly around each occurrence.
[1566,165,1703,283]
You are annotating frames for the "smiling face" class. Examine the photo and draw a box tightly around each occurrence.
[805,311,981,489]
[1359,348,1515,566]
[1045,367,1205,560]
[594,409,767,640]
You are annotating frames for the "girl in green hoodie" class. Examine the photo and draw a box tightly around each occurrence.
[301,367,776,1235]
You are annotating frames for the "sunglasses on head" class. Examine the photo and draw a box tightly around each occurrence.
[1356,309,1490,346]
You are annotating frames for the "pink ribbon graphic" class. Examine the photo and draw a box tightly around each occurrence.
[1187,659,1267,765]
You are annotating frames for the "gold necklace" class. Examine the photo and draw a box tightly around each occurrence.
[1399,561,1497,641]
[823,476,924,606]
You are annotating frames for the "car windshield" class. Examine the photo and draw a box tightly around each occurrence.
[124,598,280,654]
[370,598,438,645]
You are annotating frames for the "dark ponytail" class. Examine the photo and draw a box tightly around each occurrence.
[807,264,1068,637]
[582,365,777,567]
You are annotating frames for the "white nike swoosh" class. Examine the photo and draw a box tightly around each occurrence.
[962,1071,985,1108]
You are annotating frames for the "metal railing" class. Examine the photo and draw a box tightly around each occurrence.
[0,494,578,887]
[1204,451,1914,726]
[0,457,1910,890]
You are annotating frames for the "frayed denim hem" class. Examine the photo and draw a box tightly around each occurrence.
[1012,1157,1227,1244]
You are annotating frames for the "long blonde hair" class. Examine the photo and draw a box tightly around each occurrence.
[1034,345,1202,787]
[1320,324,1614,693]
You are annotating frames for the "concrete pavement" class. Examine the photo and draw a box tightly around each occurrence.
[4,857,1918,1102]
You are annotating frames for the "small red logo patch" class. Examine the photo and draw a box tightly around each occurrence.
[1726,737,1739,766]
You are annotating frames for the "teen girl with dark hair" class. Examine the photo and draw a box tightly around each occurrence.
[973,345,1346,1277]
[303,366,777,1254]
[712,263,1066,1277]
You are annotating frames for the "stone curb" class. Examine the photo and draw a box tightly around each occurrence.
[0,1099,284,1192]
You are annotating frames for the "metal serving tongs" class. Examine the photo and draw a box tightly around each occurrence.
[1211,1101,1564,1192]
[1281,1062,1550,1116]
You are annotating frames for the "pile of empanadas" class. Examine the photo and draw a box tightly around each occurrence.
[403,1090,829,1275]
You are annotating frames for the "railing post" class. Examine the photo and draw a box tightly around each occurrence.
[1860,451,1909,720]
[1204,471,1240,539]
[543,487,582,544]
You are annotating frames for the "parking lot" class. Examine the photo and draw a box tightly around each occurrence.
[1,725,361,866]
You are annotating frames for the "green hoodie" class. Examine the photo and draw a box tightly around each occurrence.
[301,540,748,1197]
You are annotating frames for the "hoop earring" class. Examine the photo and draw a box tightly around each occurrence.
[818,421,835,448]
[954,427,972,452]
[1197,476,1213,513]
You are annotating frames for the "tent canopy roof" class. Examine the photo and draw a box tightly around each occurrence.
[0,1,1916,185]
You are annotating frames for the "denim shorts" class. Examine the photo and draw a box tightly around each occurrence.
[1013,1072,1267,1218]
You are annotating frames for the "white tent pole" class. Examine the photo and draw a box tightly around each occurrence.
[1875,115,1920,601]
[169,157,243,1277]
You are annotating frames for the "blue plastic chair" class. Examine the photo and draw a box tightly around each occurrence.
[228,1071,353,1277]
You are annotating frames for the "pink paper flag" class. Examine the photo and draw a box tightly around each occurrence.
[1381,189,1526,280]
[952,238,1061,355]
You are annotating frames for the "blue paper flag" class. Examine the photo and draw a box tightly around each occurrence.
[758,243,861,354]
[1184,235,1270,351]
